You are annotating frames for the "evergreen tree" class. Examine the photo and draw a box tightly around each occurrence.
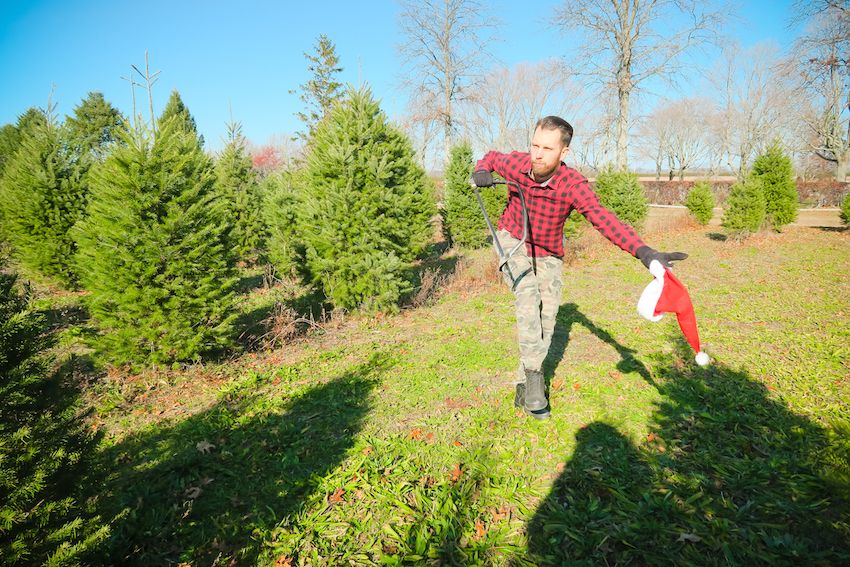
[157,90,203,146]
[262,168,308,278]
[0,108,47,182]
[442,141,505,248]
[300,87,435,312]
[73,118,238,365]
[592,168,649,230]
[0,266,109,564]
[293,34,344,139]
[841,191,850,226]
[0,123,21,177]
[684,181,716,225]
[65,91,126,158]
[215,120,265,263]
[749,141,798,231]
[15,107,47,137]
[0,117,85,287]
[721,178,766,239]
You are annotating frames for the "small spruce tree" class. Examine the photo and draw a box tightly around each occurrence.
[684,181,716,225]
[66,91,126,159]
[263,168,309,278]
[840,191,850,226]
[300,86,435,312]
[0,116,85,287]
[442,142,505,248]
[750,141,798,231]
[0,267,109,564]
[592,167,649,230]
[215,120,265,263]
[721,178,766,239]
[74,118,238,365]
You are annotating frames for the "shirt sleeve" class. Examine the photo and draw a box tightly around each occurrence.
[570,176,646,257]
[475,151,509,177]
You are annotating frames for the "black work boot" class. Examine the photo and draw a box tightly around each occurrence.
[515,382,551,420]
[523,368,547,411]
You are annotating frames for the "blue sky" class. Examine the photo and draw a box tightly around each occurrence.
[0,0,800,151]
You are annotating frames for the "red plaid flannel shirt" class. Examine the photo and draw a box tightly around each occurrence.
[476,151,646,258]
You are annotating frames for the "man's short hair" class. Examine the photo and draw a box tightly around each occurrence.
[535,116,573,147]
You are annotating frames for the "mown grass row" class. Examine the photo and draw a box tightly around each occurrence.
[55,224,850,565]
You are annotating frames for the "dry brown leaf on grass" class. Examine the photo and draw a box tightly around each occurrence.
[473,518,487,540]
[408,428,422,440]
[329,487,345,504]
[449,463,463,482]
[275,556,294,567]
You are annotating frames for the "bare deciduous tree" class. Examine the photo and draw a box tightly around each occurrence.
[790,0,850,179]
[709,43,791,179]
[554,0,723,171]
[462,60,583,153]
[397,0,499,162]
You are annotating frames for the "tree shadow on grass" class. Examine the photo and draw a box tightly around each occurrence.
[88,352,393,565]
[526,348,850,566]
[544,303,655,390]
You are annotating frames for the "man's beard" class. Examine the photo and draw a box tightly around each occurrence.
[532,162,558,181]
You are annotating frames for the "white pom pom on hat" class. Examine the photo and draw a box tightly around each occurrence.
[637,260,709,366]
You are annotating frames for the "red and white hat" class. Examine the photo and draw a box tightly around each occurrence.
[637,260,709,366]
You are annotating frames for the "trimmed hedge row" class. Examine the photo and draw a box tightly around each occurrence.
[634,180,848,207]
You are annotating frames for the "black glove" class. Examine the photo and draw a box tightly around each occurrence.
[471,169,494,187]
[635,246,688,269]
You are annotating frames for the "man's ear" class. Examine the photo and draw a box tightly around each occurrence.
[560,146,571,162]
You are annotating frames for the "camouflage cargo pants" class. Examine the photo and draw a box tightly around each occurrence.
[496,230,564,382]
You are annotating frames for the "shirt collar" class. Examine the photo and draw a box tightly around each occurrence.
[525,162,566,187]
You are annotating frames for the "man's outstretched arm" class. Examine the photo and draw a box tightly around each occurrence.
[571,177,687,268]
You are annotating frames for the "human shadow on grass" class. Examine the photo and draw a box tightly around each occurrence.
[543,303,654,391]
[88,352,393,565]
[525,346,850,566]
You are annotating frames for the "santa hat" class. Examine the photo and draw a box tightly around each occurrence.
[637,260,709,366]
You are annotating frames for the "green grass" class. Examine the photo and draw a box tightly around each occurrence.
[41,225,850,565]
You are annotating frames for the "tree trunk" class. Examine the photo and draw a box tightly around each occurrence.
[833,149,850,181]
[616,84,630,171]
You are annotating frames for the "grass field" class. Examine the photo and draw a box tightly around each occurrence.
[41,218,850,565]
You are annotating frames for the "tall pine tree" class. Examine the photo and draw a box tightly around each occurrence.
[74,117,238,365]
[749,141,798,231]
[301,87,435,312]
[0,115,85,287]
[293,34,344,140]
[215,120,265,263]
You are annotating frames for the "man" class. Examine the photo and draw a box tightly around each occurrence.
[472,116,687,420]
